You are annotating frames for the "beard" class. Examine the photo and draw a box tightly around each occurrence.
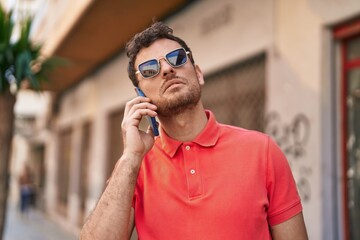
[155,76,202,117]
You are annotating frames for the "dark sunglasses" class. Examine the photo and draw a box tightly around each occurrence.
[136,48,190,78]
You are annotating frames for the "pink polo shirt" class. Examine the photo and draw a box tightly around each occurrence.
[133,110,302,240]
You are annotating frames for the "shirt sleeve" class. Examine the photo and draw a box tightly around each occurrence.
[266,136,303,226]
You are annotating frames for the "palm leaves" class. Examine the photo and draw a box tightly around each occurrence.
[0,4,55,94]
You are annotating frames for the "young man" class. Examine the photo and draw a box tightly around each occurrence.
[80,22,308,240]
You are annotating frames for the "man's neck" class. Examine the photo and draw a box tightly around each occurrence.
[158,104,208,142]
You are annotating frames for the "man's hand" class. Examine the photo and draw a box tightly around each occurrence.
[121,95,158,162]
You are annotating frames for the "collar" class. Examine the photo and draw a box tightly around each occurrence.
[158,110,220,158]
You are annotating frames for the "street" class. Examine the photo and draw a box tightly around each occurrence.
[3,203,78,240]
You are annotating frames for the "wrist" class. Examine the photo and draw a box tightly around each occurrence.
[120,151,144,169]
[122,150,144,161]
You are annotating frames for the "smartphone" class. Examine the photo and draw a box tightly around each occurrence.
[135,87,160,136]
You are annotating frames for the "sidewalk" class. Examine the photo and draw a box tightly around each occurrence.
[3,203,78,240]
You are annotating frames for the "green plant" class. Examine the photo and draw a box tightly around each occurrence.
[0,4,58,94]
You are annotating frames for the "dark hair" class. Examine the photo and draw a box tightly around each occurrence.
[125,21,194,86]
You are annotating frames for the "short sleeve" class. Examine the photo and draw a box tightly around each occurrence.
[266,136,302,226]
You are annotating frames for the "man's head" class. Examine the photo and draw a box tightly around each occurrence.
[126,22,204,117]
[126,22,195,86]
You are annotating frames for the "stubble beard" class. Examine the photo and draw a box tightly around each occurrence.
[155,78,202,117]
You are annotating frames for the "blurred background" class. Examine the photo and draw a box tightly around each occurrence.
[0,0,359,239]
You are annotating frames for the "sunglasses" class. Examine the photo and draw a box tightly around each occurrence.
[136,48,190,78]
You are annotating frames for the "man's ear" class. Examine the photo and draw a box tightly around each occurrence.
[195,64,205,86]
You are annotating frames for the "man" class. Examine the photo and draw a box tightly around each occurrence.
[80,22,308,240]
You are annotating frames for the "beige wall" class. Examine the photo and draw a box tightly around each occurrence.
[271,1,323,239]
[170,0,273,75]
[270,1,360,239]
[52,53,134,229]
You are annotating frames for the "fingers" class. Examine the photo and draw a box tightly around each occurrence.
[124,96,149,116]
[125,96,156,115]
[122,96,157,131]
[126,97,157,119]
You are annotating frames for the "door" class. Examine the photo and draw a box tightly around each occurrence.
[334,18,360,240]
[344,37,360,240]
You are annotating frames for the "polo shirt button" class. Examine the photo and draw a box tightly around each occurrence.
[185,146,190,150]
[190,169,196,174]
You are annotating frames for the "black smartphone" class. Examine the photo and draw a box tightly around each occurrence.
[135,87,160,136]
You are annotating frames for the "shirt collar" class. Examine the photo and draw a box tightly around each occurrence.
[159,110,220,158]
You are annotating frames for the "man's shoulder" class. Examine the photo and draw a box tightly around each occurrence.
[218,123,268,139]
[216,124,274,150]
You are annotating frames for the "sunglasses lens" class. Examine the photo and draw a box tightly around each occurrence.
[139,59,159,78]
[167,49,188,67]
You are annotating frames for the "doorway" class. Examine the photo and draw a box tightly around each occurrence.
[334,18,360,240]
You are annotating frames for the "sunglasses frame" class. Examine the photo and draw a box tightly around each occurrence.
[135,48,190,79]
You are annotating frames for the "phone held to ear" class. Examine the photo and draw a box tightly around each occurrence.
[135,87,160,136]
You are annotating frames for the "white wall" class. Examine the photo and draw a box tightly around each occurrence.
[169,0,273,75]
[269,1,360,239]
[270,1,323,239]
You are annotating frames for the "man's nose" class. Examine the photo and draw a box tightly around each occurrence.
[159,58,175,78]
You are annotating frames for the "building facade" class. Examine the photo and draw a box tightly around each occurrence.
[13,0,360,239]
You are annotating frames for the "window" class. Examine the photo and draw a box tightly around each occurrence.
[57,128,72,216]
[78,121,92,226]
[202,54,266,131]
[106,109,125,180]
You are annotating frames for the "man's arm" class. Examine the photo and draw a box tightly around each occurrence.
[80,96,157,240]
[80,155,138,240]
[270,212,308,240]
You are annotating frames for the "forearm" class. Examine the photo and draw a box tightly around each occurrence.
[80,95,156,239]
[80,154,141,240]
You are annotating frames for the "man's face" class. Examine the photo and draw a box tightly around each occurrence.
[135,38,204,117]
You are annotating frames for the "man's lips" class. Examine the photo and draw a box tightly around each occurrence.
[162,78,186,92]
